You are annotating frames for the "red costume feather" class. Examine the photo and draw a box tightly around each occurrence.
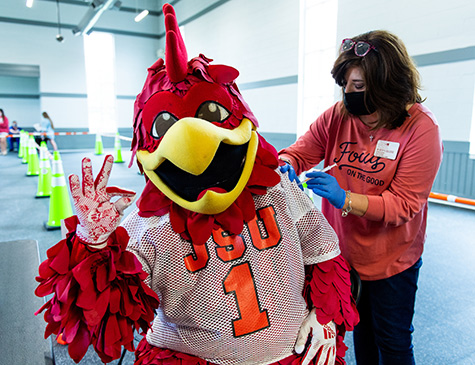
[35,216,159,363]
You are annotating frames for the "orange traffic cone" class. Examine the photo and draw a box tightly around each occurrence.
[44,151,73,230]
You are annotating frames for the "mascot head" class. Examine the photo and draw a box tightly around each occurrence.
[132,3,280,243]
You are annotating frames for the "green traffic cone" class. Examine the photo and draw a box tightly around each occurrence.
[18,130,25,159]
[36,142,52,198]
[95,133,103,155]
[44,151,73,230]
[114,132,124,163]
[26,135,40,176]
[21,132,29,163]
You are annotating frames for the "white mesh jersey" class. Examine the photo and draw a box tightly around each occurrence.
[121,170,340,365]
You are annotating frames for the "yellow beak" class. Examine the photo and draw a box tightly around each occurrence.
[137,118,258,215]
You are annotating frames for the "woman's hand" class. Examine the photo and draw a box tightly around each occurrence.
[306,171,346,209]
[279,162,303,190]
[69,155,136,246]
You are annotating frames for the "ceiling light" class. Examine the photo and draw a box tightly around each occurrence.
[26,0,34,8]
[56,0,64,42]
[134,9,149,22]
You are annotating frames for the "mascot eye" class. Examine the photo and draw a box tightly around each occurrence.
[196,101,230,123]
[151,112,178,139]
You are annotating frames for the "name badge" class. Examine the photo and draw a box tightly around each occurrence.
[374,140,399,160]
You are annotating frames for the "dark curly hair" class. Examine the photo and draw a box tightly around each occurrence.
[331,30,423,129]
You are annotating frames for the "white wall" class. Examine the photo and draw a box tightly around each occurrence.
[2,0,474,144]
[0,74,39,126]
[419,61,474,141]
[179,0,475,142]
[114,35,164,128]
[0,20,161,129]
[0,0,162,129]
[0,21,85,127]
[335,0,475,142]
[181,0,300,135]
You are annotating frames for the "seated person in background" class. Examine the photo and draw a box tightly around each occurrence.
[0,108,8,156]
[8,121,21,152]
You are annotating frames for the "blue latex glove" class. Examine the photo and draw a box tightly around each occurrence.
[279,162,303,190]
[305,171,346,209]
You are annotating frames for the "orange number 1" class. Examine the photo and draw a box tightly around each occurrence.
[223,262,270,337]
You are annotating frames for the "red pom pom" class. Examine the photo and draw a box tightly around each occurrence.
[35,217,159,363]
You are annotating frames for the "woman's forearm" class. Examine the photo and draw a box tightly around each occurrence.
[342,191,368,217]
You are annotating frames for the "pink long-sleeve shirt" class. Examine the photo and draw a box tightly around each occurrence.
[279,102,443,280]
[0,115,9,133]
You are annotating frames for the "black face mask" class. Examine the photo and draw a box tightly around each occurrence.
[343,91,376,116]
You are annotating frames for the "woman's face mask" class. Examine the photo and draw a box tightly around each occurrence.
[343,91,376,116]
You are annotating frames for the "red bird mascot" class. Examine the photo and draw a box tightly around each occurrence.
[35,4,358,364]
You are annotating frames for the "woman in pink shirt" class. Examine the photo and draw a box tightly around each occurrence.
[279,30,443,364]
[0,109,10,155]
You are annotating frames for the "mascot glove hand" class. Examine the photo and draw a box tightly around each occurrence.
[279,162,303,190]
[305,171,346,209]
[295,308,337,365]
[69,155,136,247]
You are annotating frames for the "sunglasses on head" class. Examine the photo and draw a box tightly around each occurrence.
[340,38,377,57]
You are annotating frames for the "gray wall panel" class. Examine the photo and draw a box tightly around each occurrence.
[432,141,475,199]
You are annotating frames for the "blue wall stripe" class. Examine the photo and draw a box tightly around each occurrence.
[0,16,75,29]
[0,16,161,39]
[41,93,137,99]
[117,95,137,100]
[239,75,298,90]
[2,92,138,99]
[413,46,475,67]
[0,93,39,99]
[238,47,475,91]
[41,92,87,98]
